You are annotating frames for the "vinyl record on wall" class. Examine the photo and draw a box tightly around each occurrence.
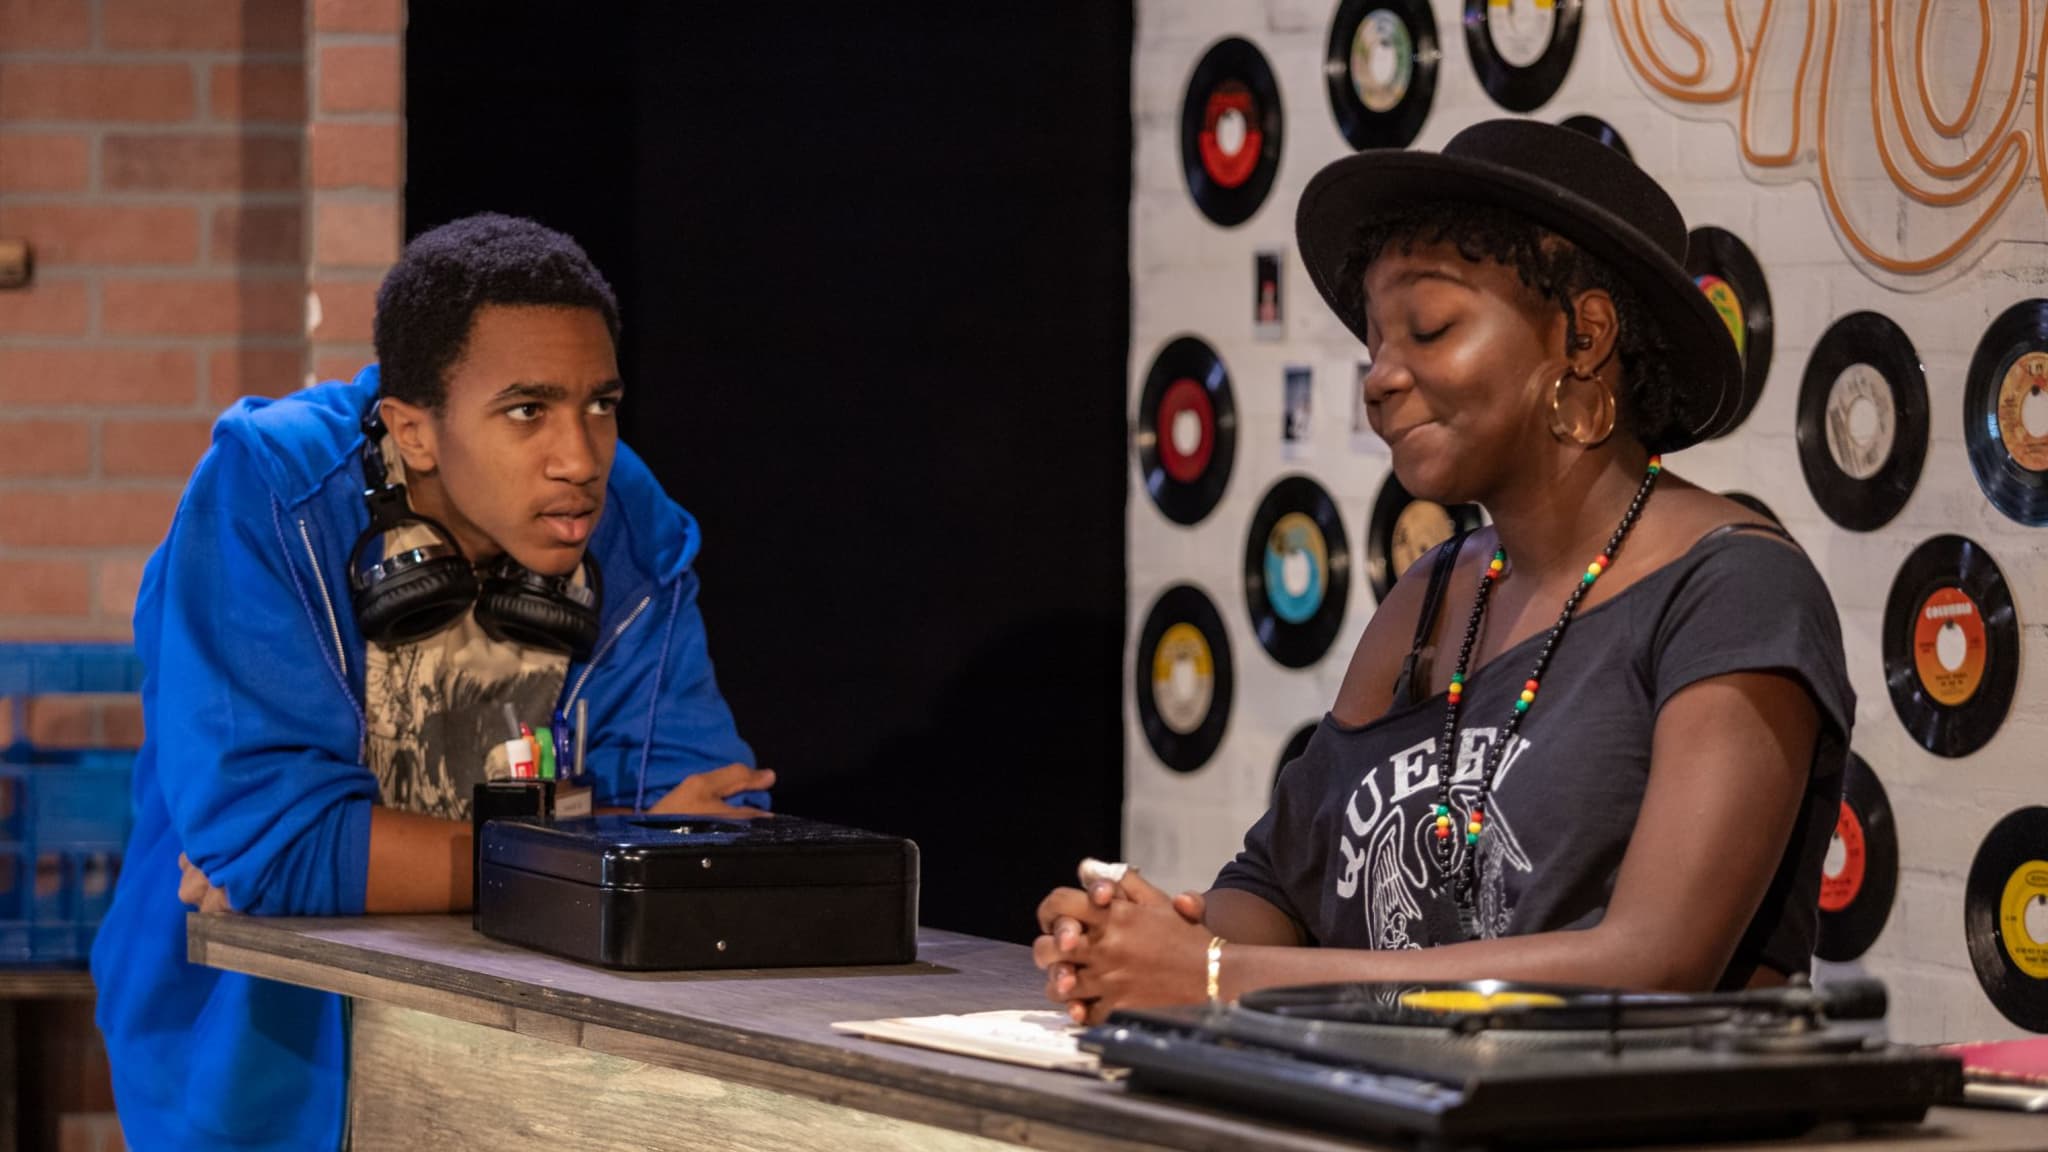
[1181,37,1284,227]
[1324,0,1439,150]
[1463,0,1583,113]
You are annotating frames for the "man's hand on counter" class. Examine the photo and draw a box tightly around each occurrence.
[177,853,237,917]
[644,764,777,819]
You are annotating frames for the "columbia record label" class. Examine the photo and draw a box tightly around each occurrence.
[1797,312,1927,531]
[1244,476,1351,668]
[1965,808,2048,1031]
[1366,472,1485,603]
[1135,336,1236,526]
[1464,0,1582,113]
[1181,38,1284,227]
[1325,0,1438,149]
[1685,227,1773,431]
[1136,584,1234,773]
[1882,535,2017,758]
[1816,752,1898,962]
[1965,300,2048,525]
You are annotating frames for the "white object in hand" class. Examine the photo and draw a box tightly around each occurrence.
[1077,858,1129,886]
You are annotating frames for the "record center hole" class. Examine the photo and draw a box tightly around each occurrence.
[1282,550,1312,597]
[1935,621,1967,672]
[1848,395,1881,444]
[1171,409,1203,457]
[1215,108,1247,157]
[2027,895,2048,946]
[2022,387,2048,438]
[1168,655,1198,703]
[1823,833,1847,879]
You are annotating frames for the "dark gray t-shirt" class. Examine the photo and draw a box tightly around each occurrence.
[1214,527,1854,986]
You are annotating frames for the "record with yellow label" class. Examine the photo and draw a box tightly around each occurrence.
[1244,476,1351,668]
[1366,472,1485,603]
[1965,299,2048,526]
[1965,807,2048,1031]
[1181,37,1284,228]
[1463,0,1582,113]
[1136,584,1234,773]
[1882,535,2016,758]
[1685,226,1773,434]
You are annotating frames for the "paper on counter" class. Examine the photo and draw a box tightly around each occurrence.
[832,1009,1111,1076]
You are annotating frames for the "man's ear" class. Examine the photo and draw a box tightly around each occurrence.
[379,396,439,476]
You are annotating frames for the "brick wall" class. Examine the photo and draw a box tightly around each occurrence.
[0,0,403,746]
[1130,0,2045,1044]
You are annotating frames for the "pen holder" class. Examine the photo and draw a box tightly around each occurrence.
[471,779,553,929]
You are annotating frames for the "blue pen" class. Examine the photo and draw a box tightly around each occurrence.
[551,708,573,779]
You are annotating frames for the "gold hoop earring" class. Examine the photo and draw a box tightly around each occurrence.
[1548,372,1617,447]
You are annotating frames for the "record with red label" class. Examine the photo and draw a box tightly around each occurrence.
[1136,583,1235,773]
[1685,226,1773,433]
[1882,535,2017,758]
[1965,807,2048,1032]
[1464,0,1583,113]
[1181,37,1284,227]
[1135,335,1237,526]
[1324,0,1439,150]
[1797,312,1927,532]
[1965,299,2048,526]
[1817,751,1898,962]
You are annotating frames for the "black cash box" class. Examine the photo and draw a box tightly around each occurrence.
[478,814,919,970]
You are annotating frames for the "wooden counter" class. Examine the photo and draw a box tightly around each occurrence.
[187,915,2043,1152]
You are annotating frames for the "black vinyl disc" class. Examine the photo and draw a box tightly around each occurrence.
[1685,226,1774,432]
[1964,807,2048,1032]
[1366,472,1485,603]
[1796,312,1927,532]
[1882,535,2017,758]
[1325,0,1439,150]
[1816,751,1899,962]
[1135,584,1234,773]
[1135,335,1237,525]
[1272,721,1318,800]
[1180,37,1284,227]
[1557,113,1631,161]
[1964,299,2048,526]
[1244,476,1351,668]
[1463,0,1582,113]
[1720,490,1783,528]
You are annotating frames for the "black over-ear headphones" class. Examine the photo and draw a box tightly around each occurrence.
[348,404,603,658]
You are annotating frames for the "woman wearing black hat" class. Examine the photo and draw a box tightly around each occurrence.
[1037,120,1852,1021]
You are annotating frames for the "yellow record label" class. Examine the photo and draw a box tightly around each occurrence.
[2000,859,2048,980]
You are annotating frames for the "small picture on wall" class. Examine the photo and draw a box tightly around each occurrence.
[1351,358,1377,453]
[1254,249,1284,342]
[1284,364,1313,460]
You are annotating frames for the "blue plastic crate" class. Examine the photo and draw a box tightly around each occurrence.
[0,643,139,967]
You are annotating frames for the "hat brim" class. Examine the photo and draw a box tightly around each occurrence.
[1296,150,1743,453]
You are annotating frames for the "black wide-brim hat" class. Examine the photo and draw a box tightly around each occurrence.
[1297,119,1742,453]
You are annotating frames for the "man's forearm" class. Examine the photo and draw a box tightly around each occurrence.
[365,807,473,913]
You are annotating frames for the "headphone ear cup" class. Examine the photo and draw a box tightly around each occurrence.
[475,570,600,659]
[353,557,478,647]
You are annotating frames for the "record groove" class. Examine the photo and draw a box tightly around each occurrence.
[1244,476,1351,668]
[1181,37,1284,228]
[1965,299,2048,526]
[1797,311,1928,532]
[1882,535,2017,759]
[1136,584,1234,773]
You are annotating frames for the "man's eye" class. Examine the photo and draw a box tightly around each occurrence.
[507,403,543,423]
[588,396,620,416]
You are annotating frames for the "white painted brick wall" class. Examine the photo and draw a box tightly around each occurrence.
[1130,0,2047,1043]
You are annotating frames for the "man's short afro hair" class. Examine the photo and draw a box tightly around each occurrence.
[372,212,620,410]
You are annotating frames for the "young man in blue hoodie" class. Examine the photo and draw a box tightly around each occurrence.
[90,214,773,1151]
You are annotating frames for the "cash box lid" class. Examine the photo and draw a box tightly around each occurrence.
[480,813,918,889]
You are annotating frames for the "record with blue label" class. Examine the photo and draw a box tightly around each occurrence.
[1244,476,1350,668]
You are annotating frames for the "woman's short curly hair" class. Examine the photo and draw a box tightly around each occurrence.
[1336,202,1687,450]
[372,213,620,410]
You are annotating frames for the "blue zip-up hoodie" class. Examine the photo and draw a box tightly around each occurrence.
[90,367,757,1152]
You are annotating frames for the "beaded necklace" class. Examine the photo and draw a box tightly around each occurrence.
[1430,455,1662,939]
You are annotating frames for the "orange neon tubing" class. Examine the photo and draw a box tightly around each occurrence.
[1612,0,1745,103]
[1739,0,1816,168]
[1879,0,2022,183]
[1915,0,1988,137]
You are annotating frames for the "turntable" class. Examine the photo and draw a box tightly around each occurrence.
[1082,979,1961,1149]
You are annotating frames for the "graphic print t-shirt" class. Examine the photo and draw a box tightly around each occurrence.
[1213,528,1856,983]
[361,442,570,820]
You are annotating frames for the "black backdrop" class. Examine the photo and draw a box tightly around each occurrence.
[407,4,1133,943]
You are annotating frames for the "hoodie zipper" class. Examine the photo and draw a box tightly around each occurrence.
[564,593,651,713]
[299,518,348,679]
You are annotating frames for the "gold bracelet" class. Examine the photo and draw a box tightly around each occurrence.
[1205,935,1227,1006]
